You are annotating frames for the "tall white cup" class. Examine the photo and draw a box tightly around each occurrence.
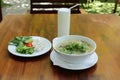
[58,8,71,37]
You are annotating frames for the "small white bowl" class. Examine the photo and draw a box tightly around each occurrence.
[52,35,96,64]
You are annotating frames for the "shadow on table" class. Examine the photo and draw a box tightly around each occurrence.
[8,50,51,62]
[51,62,97,79]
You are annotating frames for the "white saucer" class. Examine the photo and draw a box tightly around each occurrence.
[50,50,98,70]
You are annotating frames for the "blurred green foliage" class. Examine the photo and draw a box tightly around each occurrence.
[80,1,120,16]
[1,0,11,7]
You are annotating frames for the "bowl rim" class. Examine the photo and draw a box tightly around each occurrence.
[53,35,96,57]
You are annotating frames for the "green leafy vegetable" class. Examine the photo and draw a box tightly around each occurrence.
[23,36,33,43]
[9,36,34,54]
[60,42,88,54]
[16,45,34,54]
[9,36,23,46]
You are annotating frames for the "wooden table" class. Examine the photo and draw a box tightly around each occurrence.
[0,13,120,80]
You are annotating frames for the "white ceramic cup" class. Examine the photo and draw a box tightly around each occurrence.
[58,8,71,37]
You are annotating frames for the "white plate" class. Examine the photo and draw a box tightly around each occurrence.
[50,50,98,70]
[8,36,52,57]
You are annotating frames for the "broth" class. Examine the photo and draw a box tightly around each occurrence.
[55,39,93,55]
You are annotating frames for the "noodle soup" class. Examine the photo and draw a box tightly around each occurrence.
[55,39,94,55]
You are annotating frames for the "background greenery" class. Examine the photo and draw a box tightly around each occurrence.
[80,0,120,15]
[1,0,120,15]
[1,0,11,7]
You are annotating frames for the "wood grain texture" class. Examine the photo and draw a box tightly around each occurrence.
[0,13,120,80]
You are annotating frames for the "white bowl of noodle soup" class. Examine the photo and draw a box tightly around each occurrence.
[52,35,96,64]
